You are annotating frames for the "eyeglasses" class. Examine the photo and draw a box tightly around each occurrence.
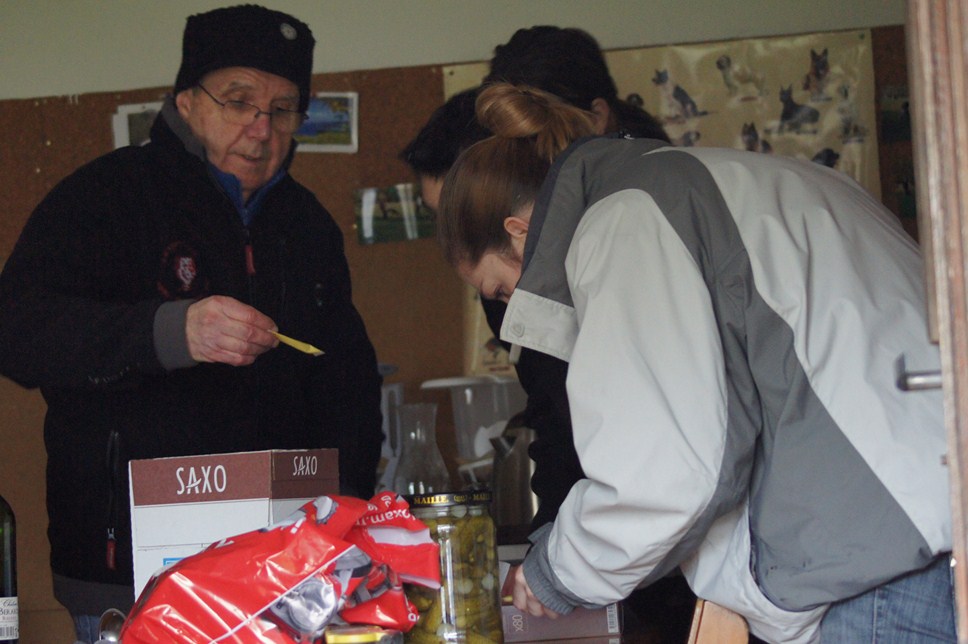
[196,84,307,134]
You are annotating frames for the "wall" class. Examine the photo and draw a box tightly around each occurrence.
[0,2,905,642]
[2,0,905,100]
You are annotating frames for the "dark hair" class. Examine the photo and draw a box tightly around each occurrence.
[437,84,596,267]
[399,87,491,178]
[485,26,669,143]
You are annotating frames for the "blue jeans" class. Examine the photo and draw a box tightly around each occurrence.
[71,614,100,643]
[820,555,957,642]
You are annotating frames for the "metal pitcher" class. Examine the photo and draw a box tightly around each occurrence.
[490,425,539,531]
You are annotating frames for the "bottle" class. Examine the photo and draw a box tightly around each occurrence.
[391,403,451,495]
[404,490,502,643]
[0,494,17,644]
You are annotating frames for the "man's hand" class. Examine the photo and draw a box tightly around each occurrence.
[511,564,560,619]
[185,295,278,365]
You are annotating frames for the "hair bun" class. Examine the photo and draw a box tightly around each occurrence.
[476,83,553,138]
[476,82,596,161]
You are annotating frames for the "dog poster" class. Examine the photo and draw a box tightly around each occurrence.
[603,29,878,196]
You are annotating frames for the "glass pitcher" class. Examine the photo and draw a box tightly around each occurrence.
[391,403,451,495]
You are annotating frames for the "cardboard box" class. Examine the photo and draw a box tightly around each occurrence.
[501,603,622,642]
[497,543,622,642]
[129,448,339,598]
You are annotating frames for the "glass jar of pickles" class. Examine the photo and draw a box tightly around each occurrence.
[404,490,502,643]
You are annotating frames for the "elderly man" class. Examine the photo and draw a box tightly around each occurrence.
[0,6,383,641]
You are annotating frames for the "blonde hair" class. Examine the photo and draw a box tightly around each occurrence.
[437,83,596,266]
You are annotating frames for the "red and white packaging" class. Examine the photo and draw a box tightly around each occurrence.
[120,493,440,643]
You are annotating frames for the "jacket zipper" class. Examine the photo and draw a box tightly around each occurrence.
[277,235,288,321]
[243,227,256,305]
[105,430,120,571]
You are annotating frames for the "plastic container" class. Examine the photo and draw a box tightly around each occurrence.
[404,490,502,643]
[421,376,527,462]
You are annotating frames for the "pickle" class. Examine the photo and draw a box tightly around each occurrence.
[405,626,443,644]
[465,632,501,644]
[417,590,442,630]
[454,605,495,629]
[410,591,435,612]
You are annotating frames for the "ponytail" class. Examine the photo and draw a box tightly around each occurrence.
[476,83,596,162]
[437,83,595,267]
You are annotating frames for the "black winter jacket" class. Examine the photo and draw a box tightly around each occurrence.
[0,104,383,593]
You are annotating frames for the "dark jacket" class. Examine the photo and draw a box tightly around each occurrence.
[0,104,383,595]
[481,298,582,530]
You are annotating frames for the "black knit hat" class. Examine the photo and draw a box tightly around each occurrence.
[174,4,315,112]
[486,26,617,111]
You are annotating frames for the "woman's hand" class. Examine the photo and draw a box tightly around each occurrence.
[511,564,561,619]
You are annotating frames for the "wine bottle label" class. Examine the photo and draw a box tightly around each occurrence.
[0,596,18,640]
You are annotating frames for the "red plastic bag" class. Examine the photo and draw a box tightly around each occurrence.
[120,493,440,643]
[345,492,440,587]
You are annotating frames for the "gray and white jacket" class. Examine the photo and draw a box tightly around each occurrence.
[503,137,950,643]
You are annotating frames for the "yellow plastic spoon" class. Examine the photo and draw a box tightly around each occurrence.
[270,331,324,357]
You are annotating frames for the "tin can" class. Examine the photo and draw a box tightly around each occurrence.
[404,490,503,643]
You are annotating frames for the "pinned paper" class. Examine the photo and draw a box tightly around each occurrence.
[354,183,435,245]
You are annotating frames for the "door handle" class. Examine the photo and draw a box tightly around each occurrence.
[895,354,943,391]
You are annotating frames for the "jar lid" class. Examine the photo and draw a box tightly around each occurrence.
[407,489,492,507]
[324,625,402,643]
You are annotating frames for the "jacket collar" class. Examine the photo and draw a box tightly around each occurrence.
[155,96,298,172]
[502,134,667,362]
[155,96,294,224]
[501,136,604,362]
